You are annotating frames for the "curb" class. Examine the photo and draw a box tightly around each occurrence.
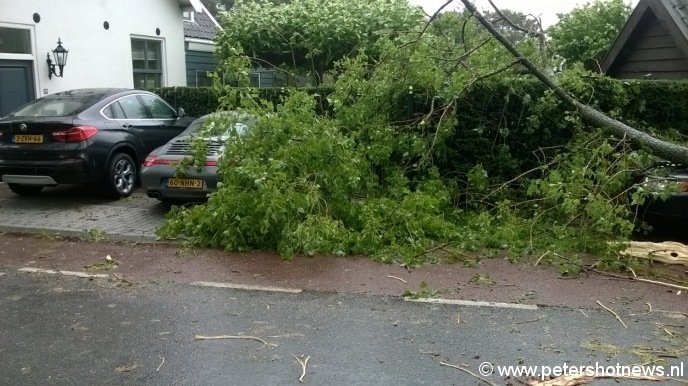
[0,225,161,244]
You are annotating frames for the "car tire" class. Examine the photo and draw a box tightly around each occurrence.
[7,183,43,196]
[106,153,137,198]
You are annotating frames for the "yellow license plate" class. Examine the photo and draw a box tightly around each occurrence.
[168,178,203,189]
[14,134,44,144]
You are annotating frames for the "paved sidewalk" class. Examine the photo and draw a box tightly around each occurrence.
[0,185,166,241]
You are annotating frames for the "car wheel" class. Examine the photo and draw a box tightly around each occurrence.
[7,183,43,196]
[107,153,137,198]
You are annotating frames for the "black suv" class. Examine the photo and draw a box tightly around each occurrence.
[0,88,193,197]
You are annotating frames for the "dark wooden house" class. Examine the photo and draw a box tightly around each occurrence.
[602,0,688,79]
[183,6,222,87]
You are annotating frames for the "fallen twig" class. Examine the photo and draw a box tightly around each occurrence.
[543,252,688,292]
[630,303,652,316]
[596,300,627,328]
[292,354,311,383]
[410,243,450,261]
[156,356,165,372]
[194,335,276,348]
[386,275,408,284]
[514,315,545,325]
[112,273,138,287]
[653,309,688,318]
[633,277,688,292]
[439,362,499,386]
[579,309,589,318]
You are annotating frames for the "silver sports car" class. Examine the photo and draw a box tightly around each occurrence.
[140,112,246,203]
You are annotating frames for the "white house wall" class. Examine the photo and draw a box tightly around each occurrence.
[0,0,187,97]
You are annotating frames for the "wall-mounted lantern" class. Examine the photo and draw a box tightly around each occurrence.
[47,38,68,79]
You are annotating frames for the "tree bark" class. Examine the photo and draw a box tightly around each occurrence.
[459,0,688,164]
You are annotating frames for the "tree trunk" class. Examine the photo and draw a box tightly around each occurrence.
[459,0,688,164]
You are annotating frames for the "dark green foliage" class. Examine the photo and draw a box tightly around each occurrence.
[154,87,220,117]
[216,0,424,83]
[439,78,688,181]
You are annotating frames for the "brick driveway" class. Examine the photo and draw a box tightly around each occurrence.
[0,183,167,241]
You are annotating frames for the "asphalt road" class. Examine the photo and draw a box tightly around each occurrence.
[1,182,687,385]
[1,271,686,386]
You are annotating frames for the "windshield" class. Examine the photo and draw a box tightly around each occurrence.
[9,92,106,117]
[181,113,251,138]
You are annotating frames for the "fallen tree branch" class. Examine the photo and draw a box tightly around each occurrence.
[596,300,628,328]
[536,251,688,292]
[459,0,688,164]
[156,356,165,372]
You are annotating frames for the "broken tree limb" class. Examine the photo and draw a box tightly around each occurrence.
[621,241,688,267]
[542,250,688,292]
[458,0,688,165]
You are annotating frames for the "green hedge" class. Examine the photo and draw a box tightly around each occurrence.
[154,87,219,117]
[156,80,688,180]
[155,86,332,117]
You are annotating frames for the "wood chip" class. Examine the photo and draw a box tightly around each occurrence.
[115,364,140,373]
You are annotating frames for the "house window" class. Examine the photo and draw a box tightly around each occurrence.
[183,11,195,23]
[0,27,31,54]
[195,70,212,87]
[131,38,162,89]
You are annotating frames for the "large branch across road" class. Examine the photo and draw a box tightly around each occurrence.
[458,0,688,164]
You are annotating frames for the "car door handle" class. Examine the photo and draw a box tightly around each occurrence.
[121,123,133,129]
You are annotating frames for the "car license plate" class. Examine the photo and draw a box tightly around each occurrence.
[14,134,44,144]
[168,178,203,189]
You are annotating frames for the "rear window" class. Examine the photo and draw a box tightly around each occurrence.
[8,93,105,117]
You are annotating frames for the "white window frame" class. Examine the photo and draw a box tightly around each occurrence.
[130,35,166,89]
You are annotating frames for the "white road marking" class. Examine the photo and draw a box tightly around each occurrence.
[191,281,302,294]
[18,267,109,279]
[0,272,5,276]
[405,297,538,310]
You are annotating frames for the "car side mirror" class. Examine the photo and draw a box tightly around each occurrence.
[177,107,186,118]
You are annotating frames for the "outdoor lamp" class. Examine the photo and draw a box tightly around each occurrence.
[47,38,68,79]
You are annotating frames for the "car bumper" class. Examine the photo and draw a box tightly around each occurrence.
[0,158,92,185]
[140,165,219,201]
